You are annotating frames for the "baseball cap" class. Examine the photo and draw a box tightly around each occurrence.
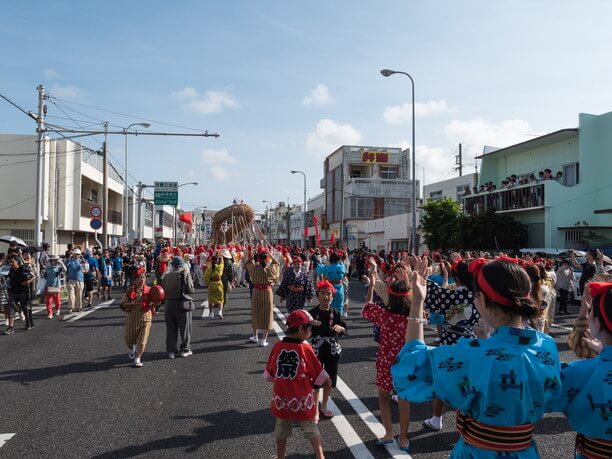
[286,310,321,328]
[72,248,82,255]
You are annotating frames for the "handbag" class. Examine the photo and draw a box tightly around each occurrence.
[567,316,598,359]
[179,272,195,312]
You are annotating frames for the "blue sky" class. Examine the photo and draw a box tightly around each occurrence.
[2,1,612,213]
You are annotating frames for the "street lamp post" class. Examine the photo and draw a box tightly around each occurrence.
[381,69,418,254]
[123,122,150,242]
[136,182,154,241]
[290,171,307,248]
[174,182,198,244]
[262,200,273,243]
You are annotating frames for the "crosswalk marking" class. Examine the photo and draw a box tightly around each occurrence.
[0,434,15,449]
[64,299,114,323]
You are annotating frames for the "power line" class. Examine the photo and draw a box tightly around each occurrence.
[48,95,212,133]
[0,92,33,118]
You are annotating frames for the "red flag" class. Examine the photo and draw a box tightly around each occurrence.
[179,212,193,225]
[330,232,335,245]
[304,227,309,237]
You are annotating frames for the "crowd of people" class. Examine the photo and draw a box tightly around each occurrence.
[1,237,611,458]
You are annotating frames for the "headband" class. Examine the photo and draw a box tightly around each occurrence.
[316,280,336,294]
[468,258,513,306]
[450,258,463,272]
[387,286,411,298]
[588,282,612,332]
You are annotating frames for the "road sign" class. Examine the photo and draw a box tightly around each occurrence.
[90,206,102,218]
[154,181,179,206]
[90,218,103,230]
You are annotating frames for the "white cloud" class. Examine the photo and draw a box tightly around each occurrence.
[200,149,237,181]
[174,87,239,114]
[50,84,83,98]
[307,119,362,158]
[383,100,453,124]
[302,84,333,106]
[391,141,455,185]
[210,166,228,180]
[200,148,236,164]
[444,118,532,152]
[44,68,61,79]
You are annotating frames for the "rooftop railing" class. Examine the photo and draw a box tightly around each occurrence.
[463,183,545,215]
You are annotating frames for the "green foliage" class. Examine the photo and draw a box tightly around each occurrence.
[458,209,527,251]
[421,198,461,251]
[421,199,528,252]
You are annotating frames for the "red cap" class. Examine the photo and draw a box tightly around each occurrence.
[286,310,321,328]
[316,280,336,293]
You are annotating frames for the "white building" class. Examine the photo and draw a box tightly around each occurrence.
[322,145,417,249]
[422,173,478,207]
[0,134,156,254]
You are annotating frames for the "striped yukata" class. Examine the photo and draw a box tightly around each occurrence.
[245,259,279,331]
[121,286,153,354]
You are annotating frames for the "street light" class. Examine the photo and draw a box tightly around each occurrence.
[174,182,198,244]
[290,170,307,248]
[262,200,273,243]
[123,122,150,241]
[380,68,418,254]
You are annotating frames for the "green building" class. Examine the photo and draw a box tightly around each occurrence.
[464,111,612,250]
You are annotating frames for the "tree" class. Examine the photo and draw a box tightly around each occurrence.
[421,198,461,251]
[458,209,527,251]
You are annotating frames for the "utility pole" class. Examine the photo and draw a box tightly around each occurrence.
[287,200,291,245]
[102,122,109,249]
[136,181,143,241]
[34,85,46,250]
[455,143,463,177]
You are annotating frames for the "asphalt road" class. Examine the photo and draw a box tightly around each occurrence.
[0,279,581,458]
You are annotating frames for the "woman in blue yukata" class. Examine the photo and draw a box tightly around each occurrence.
[547,281,612,458]
[391,257,562,457]
[316,251,346,316]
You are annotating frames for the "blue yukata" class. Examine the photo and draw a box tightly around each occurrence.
[316,262,346,315]
[391,326,562,458]
[547,345,612,458]
[276,268,316,313]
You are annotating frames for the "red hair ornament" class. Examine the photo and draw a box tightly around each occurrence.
[468,258,513,306]
[316,280,336,294]
[588,282,612,332]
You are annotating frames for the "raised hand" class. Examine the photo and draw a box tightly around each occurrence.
[582,329,603,355]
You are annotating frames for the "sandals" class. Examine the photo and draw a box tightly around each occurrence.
[318,403,334,419]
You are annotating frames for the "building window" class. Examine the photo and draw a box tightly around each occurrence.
[385,198,409,216]
[563,162,579,187]
[91,189,98,203]
[429,190,443,200]
[380,166,398,180]
[350,197,373,218]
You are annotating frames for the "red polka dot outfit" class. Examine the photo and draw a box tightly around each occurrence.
[362,302,408,392]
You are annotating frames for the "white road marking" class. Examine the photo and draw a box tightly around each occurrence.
[550,323,573,332]
[270,310,375,459]
[0,433,15,448]
[64,299,114,323]
[273,307,412,459]
[200,300,209,318]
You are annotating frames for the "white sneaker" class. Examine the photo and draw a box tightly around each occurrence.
[259,339,269,347]
[133,358,143,368]
[4,319,9,326]
[391,394,399,403]
[218,312,223,319]
[47,313,53,319]
[423,417,442,431]
[342,312,348,318]
[208,312,214,318]
[249,335,259,343]
[55,310,60,316]
[168,352,176,359]
[179,350,193,357]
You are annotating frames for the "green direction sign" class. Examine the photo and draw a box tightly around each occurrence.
[154,181,178,206]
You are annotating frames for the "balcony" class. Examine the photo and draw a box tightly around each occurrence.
[463,183,544,215]
[81,199,122,224]
[345,178,411,199]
